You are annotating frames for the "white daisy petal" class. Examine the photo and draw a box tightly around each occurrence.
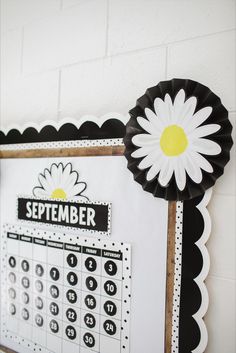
[145,108,165,130]
[44,169,55,191]
[146,157,165,181]
[192,138,221,155]
[174,89,185,106]
[67,183,86,197]
[182,153,203,184]
[190,151,213,173]
[132,134,159,147]
[154,97,171,124]
[178,96,197,125]
[138,148,161,169]
[137,116,160,135]
[63,171,78,192]
[61,163,72,186]
[38,174,53,193]
[186,106,213,132]
[158,159,174,187]
[164,94,174,122]
[174,159,186,191]
[51,164,60,187]
[188,124,220,139]
[131,145,156,158]
[33,187,50,198]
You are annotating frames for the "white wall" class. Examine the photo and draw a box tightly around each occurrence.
[0,1,235,352]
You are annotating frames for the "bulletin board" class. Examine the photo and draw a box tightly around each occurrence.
[0,114,214,353]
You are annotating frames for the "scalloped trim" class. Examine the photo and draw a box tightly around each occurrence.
[0,113,129,135]
[192,188,212,353]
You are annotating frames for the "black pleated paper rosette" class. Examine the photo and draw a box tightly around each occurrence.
[123,78,233,201]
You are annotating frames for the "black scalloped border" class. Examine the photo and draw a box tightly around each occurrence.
[180,194,205,352]
[0,119,126,145]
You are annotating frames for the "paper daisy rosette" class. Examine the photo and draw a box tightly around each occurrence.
[124,78,233,200]
[33,163,88,201]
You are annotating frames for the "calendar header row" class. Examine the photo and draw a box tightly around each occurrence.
[7,232,123,260]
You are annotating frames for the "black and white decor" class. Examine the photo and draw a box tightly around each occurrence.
[0,80,232,353]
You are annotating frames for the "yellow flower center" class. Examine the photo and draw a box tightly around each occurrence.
[160,125,188,156]
[51,188,67,199]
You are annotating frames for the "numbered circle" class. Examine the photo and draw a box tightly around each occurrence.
[9,303,16,315]
[66,289,77,304]
[83,332,95,348]
[84,313,96,329]
[67,253,78,268]
[22,308,29,321]
[35,314,44,327]
[85,276,98,291]
[8,288,16,300]
[49,319,59,334]
[84,294,96,310]
[65,325,76,340]
[35,264,44,277]
[50,267,60,281]
[35,296,44,310]
[22,292,29,304]
[50,302,59,316]
[8,272,16,284]
[85,257,97,272]
[104,260,117,276]
[35,280,43,293]
[104,280,117,296]
[9,256,16,268]
[104,300,117,316]
[103,319,117,336]
[21,260,29,272]
[21,276,30,289]
[66,308,77,323]
[50,285,59,299]
[67,272,78,286]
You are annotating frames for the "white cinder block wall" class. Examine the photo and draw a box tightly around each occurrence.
[0,0,235,352]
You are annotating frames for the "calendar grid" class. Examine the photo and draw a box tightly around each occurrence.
[1,224,131,353]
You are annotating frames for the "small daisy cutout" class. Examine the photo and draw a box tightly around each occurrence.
[33,163,88,201]
[124,79,233,200]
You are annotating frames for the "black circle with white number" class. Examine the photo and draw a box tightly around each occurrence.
[66,289,77,304]
[9,256,16,268]
[35,296,43,310]
[103,319,117,336]
[84,294,96,310]
[35,314,43,327]
[8,288,16,300]
[22,292,29,305]
[9,304,16,315]
[67,272,78,286]
[84,313,96,329]
[104,280,117,296]
[22,308,29,321]
[104,300,117,316]
[21,276,30,289]
[67,253,78,268]
[21,260,29,272]
[83,332,95,348]
[66,308,77,323]
[85,276,97,291]
[50,267,60,281]
[9,272,16,284]
[35,264,44,277]
[104,260,117,276]
[85,257,97,272]
[35,280,43,293]
[50,285,59,299]
[65,325,76,340]
[50,302,59,316]
[50,319,59,334]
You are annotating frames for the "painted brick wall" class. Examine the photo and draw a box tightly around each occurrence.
[1,1,235,352]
